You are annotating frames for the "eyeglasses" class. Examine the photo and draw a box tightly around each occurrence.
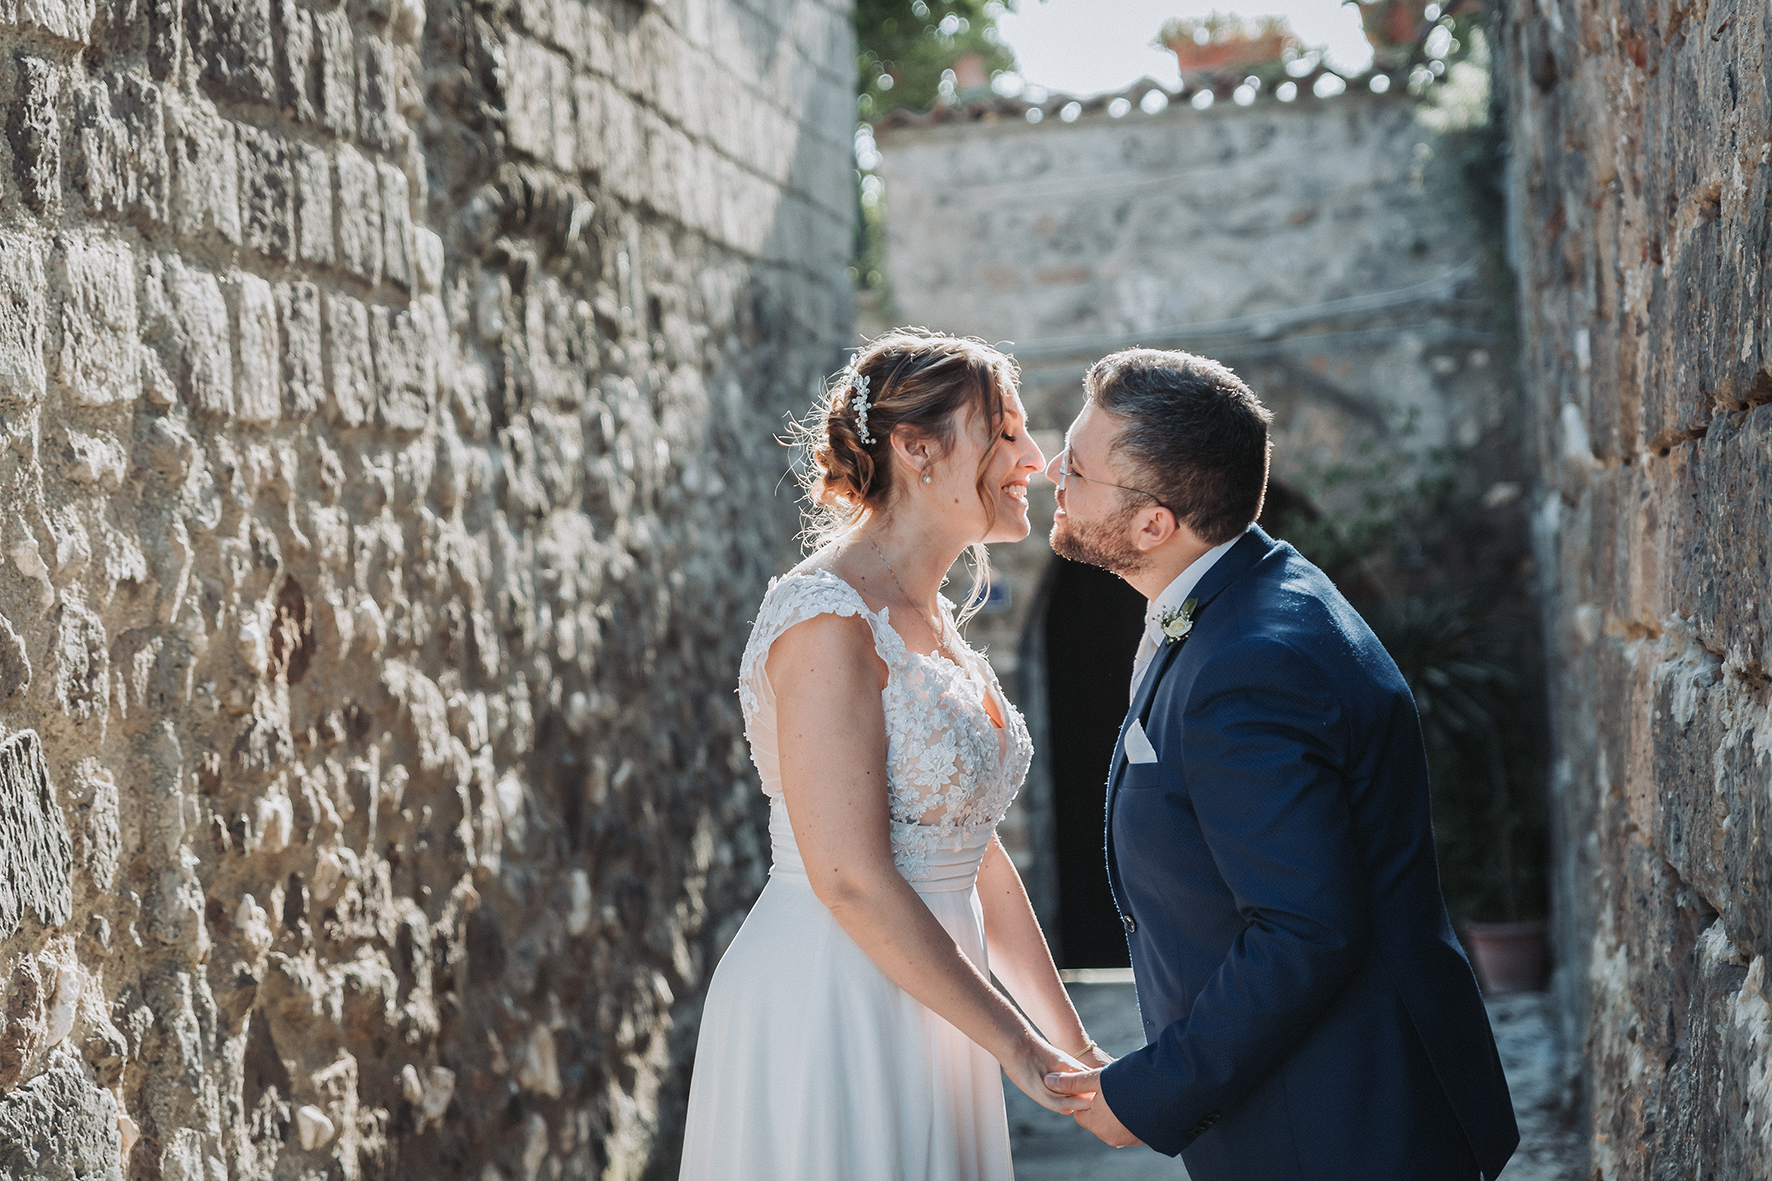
[1056,447,1172,515]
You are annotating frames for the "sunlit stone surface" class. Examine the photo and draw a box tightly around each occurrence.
[1500,0,1772,1172]
[0,1,853,1176]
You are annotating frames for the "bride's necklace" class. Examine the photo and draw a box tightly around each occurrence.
[867,536,952,656]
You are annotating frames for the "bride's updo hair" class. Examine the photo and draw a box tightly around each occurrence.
[792,328,1020,615]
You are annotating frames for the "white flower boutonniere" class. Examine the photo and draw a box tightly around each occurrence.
[1159,598,1198,645]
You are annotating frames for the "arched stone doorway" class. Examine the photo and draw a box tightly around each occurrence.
[1040,556,1146,967]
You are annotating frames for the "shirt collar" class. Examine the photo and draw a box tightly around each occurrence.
[1145,535,1241,627]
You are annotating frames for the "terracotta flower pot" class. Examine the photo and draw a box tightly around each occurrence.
[1167,30,1292,76]
[1465,919,1548,994]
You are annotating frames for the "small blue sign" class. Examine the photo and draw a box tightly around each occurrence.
[977,577,1012,614]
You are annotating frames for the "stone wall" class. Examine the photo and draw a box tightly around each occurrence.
[1498,0,1772,1173]
[0,0,853,1177]
[871,86,1530,940]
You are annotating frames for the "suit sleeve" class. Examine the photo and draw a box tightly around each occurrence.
[1100,636,1369,1156]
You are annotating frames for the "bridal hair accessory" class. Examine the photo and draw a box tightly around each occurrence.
[1159,598,1198,645]
[845,366,874,445]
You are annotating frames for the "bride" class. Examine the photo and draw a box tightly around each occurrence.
[678,330,1108,1180]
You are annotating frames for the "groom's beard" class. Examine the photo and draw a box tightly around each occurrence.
[1051,500,1149,577]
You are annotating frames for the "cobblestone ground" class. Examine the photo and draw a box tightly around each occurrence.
[1008,983,1586,1180]
[1486,993,1589,1181]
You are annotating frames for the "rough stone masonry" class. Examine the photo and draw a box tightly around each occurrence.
[1500,0,1772,1174]
[0,0,853,1177]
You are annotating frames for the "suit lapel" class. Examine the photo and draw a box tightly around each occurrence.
[1105,526,1276,801]
[1102,525,1278,915]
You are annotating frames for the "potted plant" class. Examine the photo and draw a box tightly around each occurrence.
[1160,15,1296,80]
[1369,596,1549,992]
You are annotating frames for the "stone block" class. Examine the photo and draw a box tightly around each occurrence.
[8,55,61,214]
[0,1054,120,1181]
[228,272,279,423]
[0,0,96,43]
[333,145,382,286]
[147,255,233,416]
[0,957,43,1091]
[575,76,642,202]
[371,305,434,433]
[644,21,696,134]
[188,0,275,104]
[312,6,356,139]
[55,236,138,406]
[0,237,47,402]
[377,161,411,291]
[718,153,781,257]
[277,281,324,418]
[1653,925,1772,1178]
[711,4,783,103]
[323,291,373,425]
[576,0,617,74]
[506,38,575,172]
[789,2,851,83]
[168,98,241,245]
[639,109,693,226]
[73,73,170,225]
[278,0,316,122]
[52,596,107,721]
[145,0,180,78]
[1685,406,1772,670]
[73,761,118,889]
[412,227,443,293]
[1642,644,1772,952]
[0,613,28,700]
[504,38,548,161]
[357,34,396,150]
[236,124,293,262]
[292,141,333,266]
[0,730,73,940]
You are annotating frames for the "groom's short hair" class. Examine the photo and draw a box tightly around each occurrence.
[1083,348,1272,546]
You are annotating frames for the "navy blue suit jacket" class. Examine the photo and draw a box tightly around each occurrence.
[1096,527,1519,1181]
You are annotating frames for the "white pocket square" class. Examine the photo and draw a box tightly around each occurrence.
[1124,719,1159,764]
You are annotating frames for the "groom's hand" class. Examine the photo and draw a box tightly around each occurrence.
[1045,1069,1143,1147]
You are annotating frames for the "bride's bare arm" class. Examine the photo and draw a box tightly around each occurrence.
[767,612,1091,1115]
[977,837,1114,1069]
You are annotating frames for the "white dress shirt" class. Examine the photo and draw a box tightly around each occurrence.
[1129,536,1240,703]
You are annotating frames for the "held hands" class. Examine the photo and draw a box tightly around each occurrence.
[1002,1035,1095,1116]
[1044,1063,1144,1148]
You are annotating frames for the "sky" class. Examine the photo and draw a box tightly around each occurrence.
[995,0,1375,97]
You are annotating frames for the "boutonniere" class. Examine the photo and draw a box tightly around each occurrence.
[1159,598,1198,645]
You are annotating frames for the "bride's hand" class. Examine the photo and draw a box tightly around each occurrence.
[1001,1036,1095,1115]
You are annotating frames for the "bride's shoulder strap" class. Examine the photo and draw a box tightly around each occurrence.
[756,568,871,626]
[741,571,879,684]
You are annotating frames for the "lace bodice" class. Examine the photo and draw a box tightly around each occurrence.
[737,570,1033,881]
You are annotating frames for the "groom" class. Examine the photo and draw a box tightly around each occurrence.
[1041,349,1519,1180]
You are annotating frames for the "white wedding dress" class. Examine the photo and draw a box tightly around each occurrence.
[678,570,1034,1181]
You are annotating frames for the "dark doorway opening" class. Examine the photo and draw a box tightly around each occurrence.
[1042,556,1147,968]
